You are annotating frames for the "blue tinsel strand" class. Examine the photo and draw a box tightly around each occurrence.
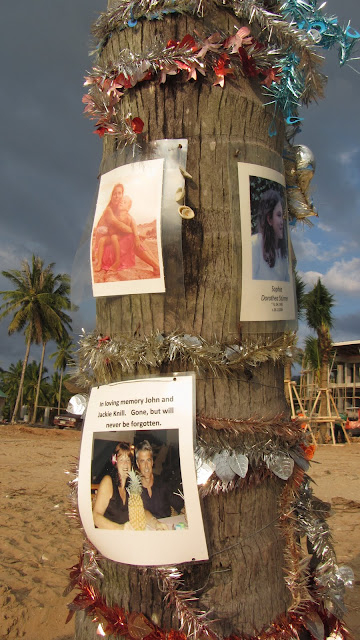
[279,0,360,65]
[265,52,305,136]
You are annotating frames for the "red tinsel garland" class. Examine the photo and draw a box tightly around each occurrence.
[83,27,282,138]
[66,576,353,640]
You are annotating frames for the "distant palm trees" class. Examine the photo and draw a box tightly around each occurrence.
[47,370,71,411]
[0,255,74,424]
[49,336,75,415]
[0,360,23,418]
[0,360,73,421]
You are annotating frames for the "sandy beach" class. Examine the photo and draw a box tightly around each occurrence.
[0,425,359,640]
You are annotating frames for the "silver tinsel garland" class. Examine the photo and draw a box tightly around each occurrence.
[84,0,359,145]
[195,417,309,487]
[91,0,357,75]
[71,330,296,389]
[84,20,325,141]
[83,29,287,140]
[65,458,354,638]
[294,476,354,618]
[91,0,327,103]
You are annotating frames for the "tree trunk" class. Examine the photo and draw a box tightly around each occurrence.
[76,3,293,638]
[318,352,329,444]
[284,360,292,404]
[11,325,32,424]
[58,369,63,415]
[32,341,46,424]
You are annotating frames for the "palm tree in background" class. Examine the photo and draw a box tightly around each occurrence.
[303,278,334,441]
[303,335,321,385]
[47,370,72,411]
[303,278,334,391]
[49,336,75,414]
[23,360,49,418]
[30,268,73,423]
[0,256,73,424]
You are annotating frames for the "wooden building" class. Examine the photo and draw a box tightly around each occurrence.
[299,340,360,418]
[330,340,360,418]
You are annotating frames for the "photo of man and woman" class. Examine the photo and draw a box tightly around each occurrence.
[91,430,187,532]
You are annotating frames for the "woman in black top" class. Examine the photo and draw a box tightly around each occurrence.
[92,441,167,530]
[93,442,132,529]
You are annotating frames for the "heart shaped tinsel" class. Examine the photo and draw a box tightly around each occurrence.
[228,451,249,478]
[213,450,236,483]
[264,452,294,480]
[212,450,249,483]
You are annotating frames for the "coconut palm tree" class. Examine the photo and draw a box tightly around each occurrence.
[0,256,72,423]
[30,267,74,423]
[47,370,72,411]
[303,278,334,390]
[303,278,334,441]
[49,336,75,414]
[303,335,321,385]
[23,360,49,419]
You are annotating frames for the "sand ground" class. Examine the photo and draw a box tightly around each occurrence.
[0,425,359,640]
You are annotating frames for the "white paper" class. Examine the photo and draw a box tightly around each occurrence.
[238,163,296,322]
[91,159,165,296]
[78,374,208,566]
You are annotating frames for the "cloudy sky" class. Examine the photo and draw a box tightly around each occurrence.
[1,0,360,373]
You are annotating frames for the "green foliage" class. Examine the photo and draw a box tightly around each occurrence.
[0,255,74,422]
[303,335,321,383]
[47,371,72,408]
[294,271,306,320]
[0,361,23,418]
[23,360,49,409]
[49,336,75,373]
[303,278,334,333]
[303,278,335,391]
[0,256,72,343]
[0,360,73,420]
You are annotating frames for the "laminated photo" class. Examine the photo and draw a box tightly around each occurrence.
[91,159,165,296]
[238,163,296,322]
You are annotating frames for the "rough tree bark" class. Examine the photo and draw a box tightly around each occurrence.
[76,2,293,637]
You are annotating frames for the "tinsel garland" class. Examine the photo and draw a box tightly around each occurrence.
[283,141,317,225]
[195,415,313,487]
[278,464,310,609]
[65,560,353,639]
[83,25,323,140]
[156,567,216,639]
[65,445,353,638]
[196,414,304,439]
[278,468,355,622]
[72,330,296,389]
[91,0,358,70]
[279,0,360,65]
[294,476,354,619]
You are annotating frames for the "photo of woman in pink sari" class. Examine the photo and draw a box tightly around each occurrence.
[92,183,160,280]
